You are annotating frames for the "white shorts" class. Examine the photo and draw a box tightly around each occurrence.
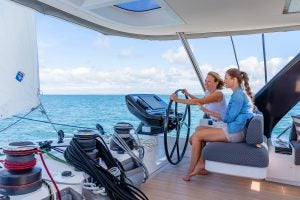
[199,119,245,143]
[224,128,245,143]
[199,119,227,129]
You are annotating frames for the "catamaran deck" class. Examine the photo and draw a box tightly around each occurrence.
[141,157,300,200]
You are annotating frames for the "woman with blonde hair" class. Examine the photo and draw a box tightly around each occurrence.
[170,71,227,120]
[183,68,255,181]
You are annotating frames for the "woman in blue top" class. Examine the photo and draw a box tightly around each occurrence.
[183,68,255,181]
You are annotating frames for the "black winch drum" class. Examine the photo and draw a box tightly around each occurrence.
[114,122,134,137]
[74,130,97,151]
[0,167,42,196]
[74,130,99,165]
[74,129,97,140]
[6,154,35,163]
[0,142,42,196]
[110,122,135,153]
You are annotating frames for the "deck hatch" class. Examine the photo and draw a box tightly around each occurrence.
[114,0,161,12]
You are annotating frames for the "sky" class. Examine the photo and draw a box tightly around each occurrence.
[36,13,300,95]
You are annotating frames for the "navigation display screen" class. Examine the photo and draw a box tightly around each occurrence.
[139,95,164,110]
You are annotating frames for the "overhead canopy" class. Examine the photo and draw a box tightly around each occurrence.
[9,0,300,40]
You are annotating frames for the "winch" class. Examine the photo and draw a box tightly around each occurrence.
[110,122,135,153]
[74,130,99,163]
[0,141,42,196]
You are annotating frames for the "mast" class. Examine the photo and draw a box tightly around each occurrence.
[177,32,205,91]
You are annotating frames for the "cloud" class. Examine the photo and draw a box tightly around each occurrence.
[93,35,110,48]
[40,65,195,94]
[39,56,292,94]
[119,47,134,58]
[162,46,190,64]
[37,40,58,48]
[237,56,291,92]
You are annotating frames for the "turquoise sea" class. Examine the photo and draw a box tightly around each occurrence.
[0,95,299,146]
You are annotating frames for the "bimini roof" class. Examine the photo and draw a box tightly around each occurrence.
[10,0,300,40]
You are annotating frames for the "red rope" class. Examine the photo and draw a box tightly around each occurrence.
[3,149,39,155]
[38,151,62,200]
[2,149,39,170]
[4,158,36,170]
[0,178,42,188]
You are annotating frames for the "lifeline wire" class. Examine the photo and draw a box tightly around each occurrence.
[12,116,98,130]
[2,102,101,138]
[0,106,38,133]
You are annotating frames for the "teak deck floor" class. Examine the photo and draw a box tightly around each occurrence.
[141,157,300,200]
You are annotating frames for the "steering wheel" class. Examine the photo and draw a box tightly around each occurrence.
[164,89,191,165]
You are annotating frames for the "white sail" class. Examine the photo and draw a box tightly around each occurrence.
[0,0,40,119]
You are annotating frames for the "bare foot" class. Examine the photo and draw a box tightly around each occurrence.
[182,174,192,181]
[198,168,209,175]
[182,168,208,181]
[188,167,208,177]
[183,170,199,181]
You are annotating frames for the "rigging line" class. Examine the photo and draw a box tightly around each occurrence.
[262,33,268,84]
[39,103,58,133]
[12,116,97,130]
[276,125,292,139]
[230,36,240,70]
[0,106,38,133]
[42,150,70,166]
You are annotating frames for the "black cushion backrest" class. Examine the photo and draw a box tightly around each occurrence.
[246,114,264,145]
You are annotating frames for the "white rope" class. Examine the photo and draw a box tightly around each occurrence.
[83,175,107,196]
[111,132,149,181]
[108,167,121,177]
[140,137,157,152]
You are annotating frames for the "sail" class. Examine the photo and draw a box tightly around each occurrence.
[0,0,40,119]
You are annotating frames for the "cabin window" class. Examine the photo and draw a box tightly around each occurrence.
[272,102,300,140]
[114,0,161,12]
[283,0,300,14]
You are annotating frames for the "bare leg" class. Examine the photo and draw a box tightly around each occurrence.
[189,126,208,145]
[183,128,227,181]
[183,138,204,181]
[198,141,207,175]
[190,152,208,176]
[186,126,209,175]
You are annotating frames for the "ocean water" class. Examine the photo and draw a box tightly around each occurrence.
[0,95,299,146]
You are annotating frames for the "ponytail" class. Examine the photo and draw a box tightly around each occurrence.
[240,71,255,108]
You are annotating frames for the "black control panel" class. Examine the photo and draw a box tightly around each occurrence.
[125,94,168,127]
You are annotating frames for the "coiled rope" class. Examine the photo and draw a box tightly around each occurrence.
[64,136,149,200]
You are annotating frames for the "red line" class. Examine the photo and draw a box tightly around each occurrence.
[38,151,62,200]
[4,159,36,170]
[0,179,42,188]
[3,149,39,155]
